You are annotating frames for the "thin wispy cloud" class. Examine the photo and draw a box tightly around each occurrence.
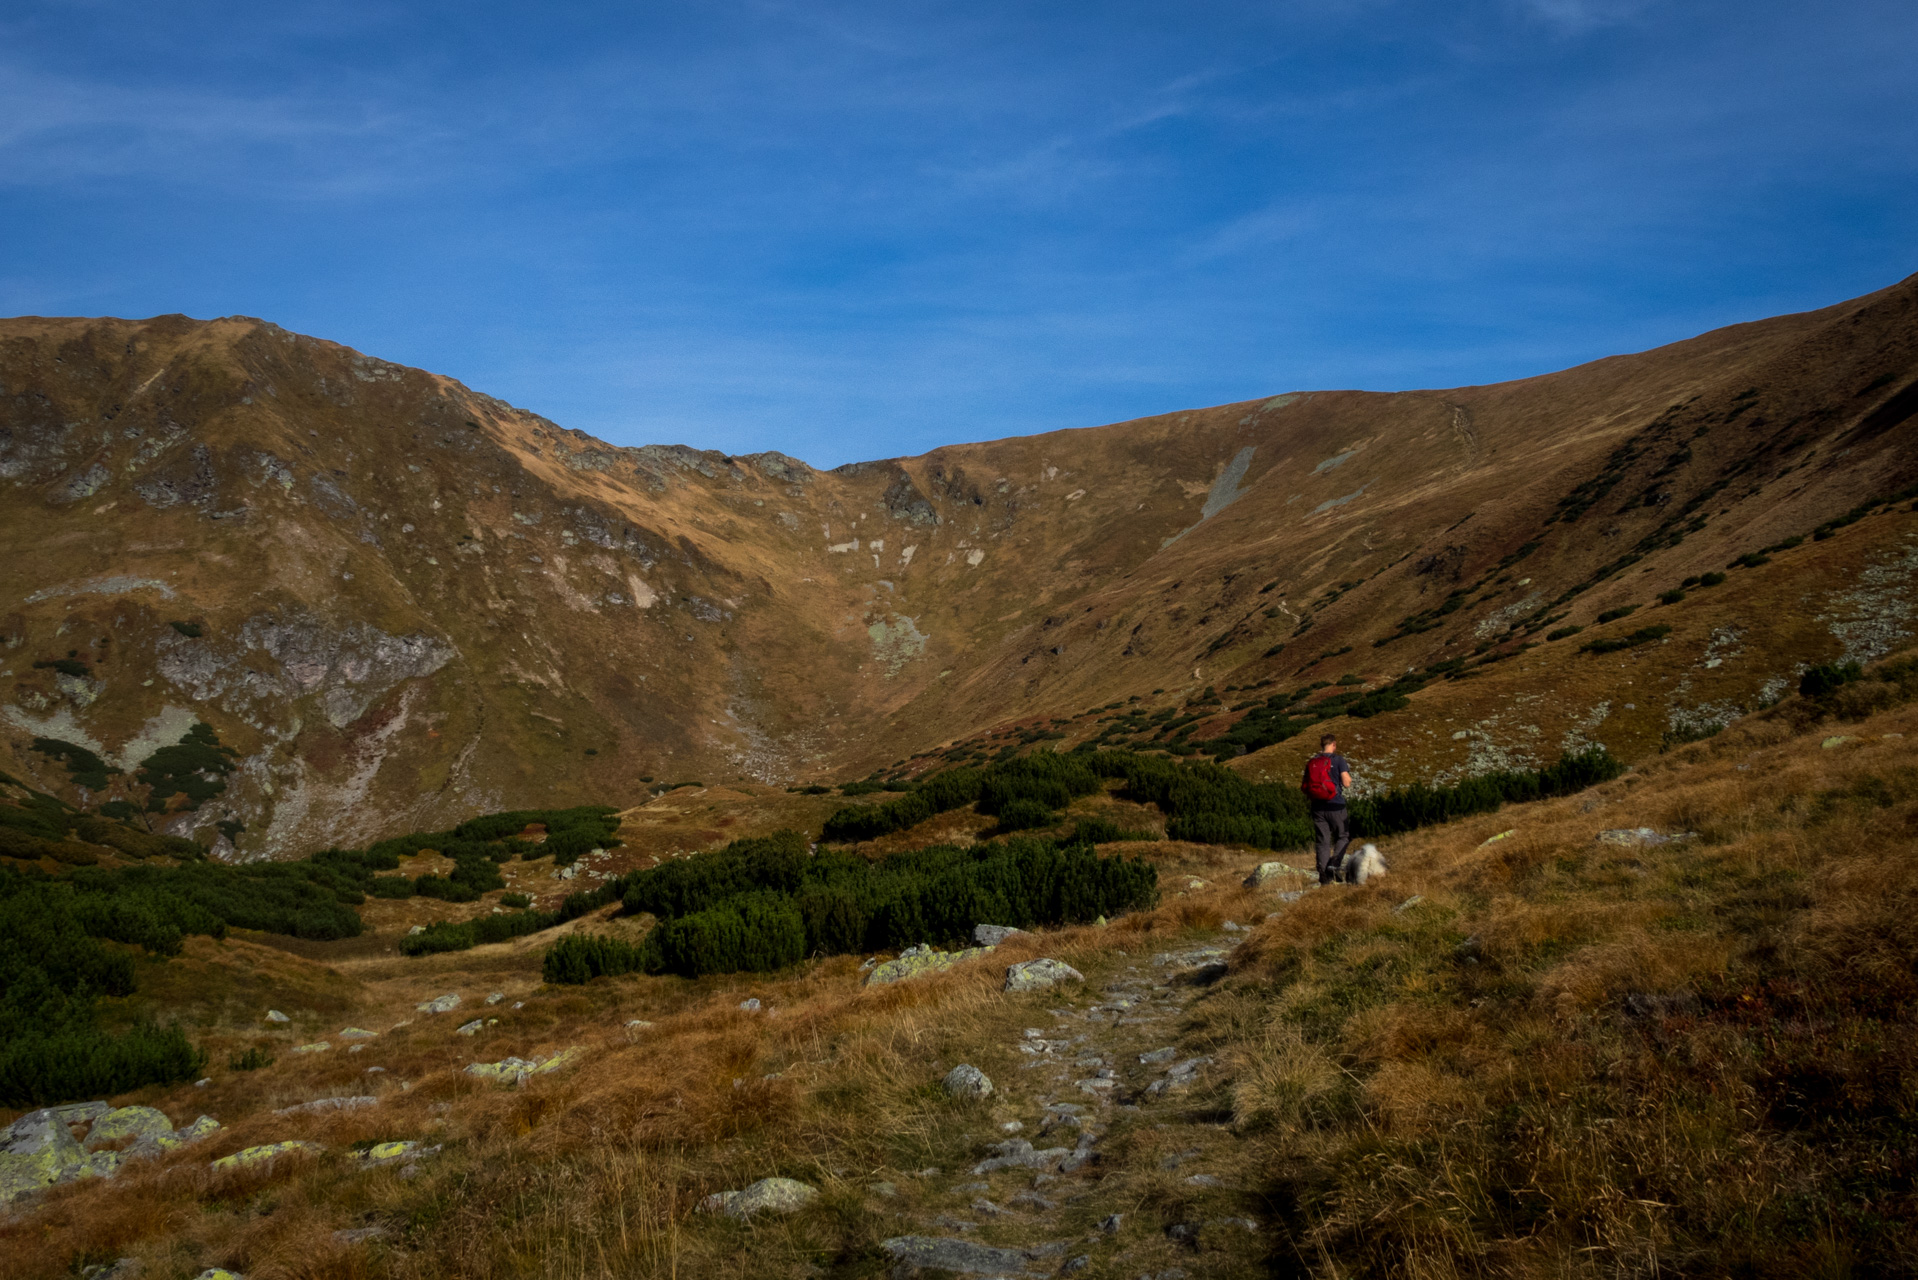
[0,0,1911,466]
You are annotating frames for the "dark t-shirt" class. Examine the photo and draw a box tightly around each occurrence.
[1309,752,1350,810]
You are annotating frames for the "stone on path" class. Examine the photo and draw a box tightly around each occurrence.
[699,1176,818,1218]
[416,993,461,1014]
[1004,958,1084,993]
[971,1138,1071,1175]
[880,1235,1067,1276]
[974,923,1027,946]
[943,1063,994,1099]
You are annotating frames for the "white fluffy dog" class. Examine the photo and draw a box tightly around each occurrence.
[1338,843,1388,885]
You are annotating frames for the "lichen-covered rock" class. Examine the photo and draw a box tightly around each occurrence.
[456,1019,484,1036]
[291,1042,330,1054]
[87,1106,173,1149]
[1004,958,1084,993]
[0,1108,87,1203]
[359,1140,421,1165]
[1244,861,1308,887]
[210,1140,322,1171]
[417,993,461,1014]
[465,1046,583,1086]
[338,1027,377,1039]
[943,1064,994,1100]
[864,943,992,986]
[265,1009,291,1023]
[700,1176,818,1218]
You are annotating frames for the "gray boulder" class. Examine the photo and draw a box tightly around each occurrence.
[416,993,461,1014]
[0,1109,86,1203]
[86,1106,173,1148]
[973,923,1026,946]
[1244,861,1308,887]
[942,1063,994,1100]
[700,1176,818,1218]
[1004,958,1084,993]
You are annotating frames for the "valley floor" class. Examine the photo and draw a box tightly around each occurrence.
[8,666,1918,1279]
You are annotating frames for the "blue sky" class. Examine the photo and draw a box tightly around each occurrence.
[3,1,1914,467]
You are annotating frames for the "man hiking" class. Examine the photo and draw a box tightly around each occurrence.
[1302,732,1353,885]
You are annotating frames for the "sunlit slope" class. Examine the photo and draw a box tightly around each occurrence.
[1,273,1913,856]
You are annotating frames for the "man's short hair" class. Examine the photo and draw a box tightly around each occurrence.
[1320,733,1338,749]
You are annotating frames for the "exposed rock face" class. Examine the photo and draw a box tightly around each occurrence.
[155,612,454,730]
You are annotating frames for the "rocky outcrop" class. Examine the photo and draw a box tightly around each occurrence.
[156,611,455,730]
[865,943,994,986]
[2,1103,221,1203]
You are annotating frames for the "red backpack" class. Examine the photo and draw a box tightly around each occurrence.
[1302,754,1339,802]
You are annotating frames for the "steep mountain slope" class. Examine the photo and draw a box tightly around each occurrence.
[3,275,1915,858]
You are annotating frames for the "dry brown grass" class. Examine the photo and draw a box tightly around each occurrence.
[11,660,1918,1277]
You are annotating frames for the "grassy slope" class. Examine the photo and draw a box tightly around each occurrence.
[6,656,1917,1278]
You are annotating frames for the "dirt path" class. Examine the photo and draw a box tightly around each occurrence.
[881,928,1269,1279]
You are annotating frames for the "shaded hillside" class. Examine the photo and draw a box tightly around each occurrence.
[2,274,1915,857]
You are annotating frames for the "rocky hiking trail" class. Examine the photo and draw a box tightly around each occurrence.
[867,926,1269,1280]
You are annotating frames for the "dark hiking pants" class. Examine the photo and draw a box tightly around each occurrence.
[1313,807,1351,883]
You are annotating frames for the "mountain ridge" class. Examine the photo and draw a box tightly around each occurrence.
[3,273,1915,858]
